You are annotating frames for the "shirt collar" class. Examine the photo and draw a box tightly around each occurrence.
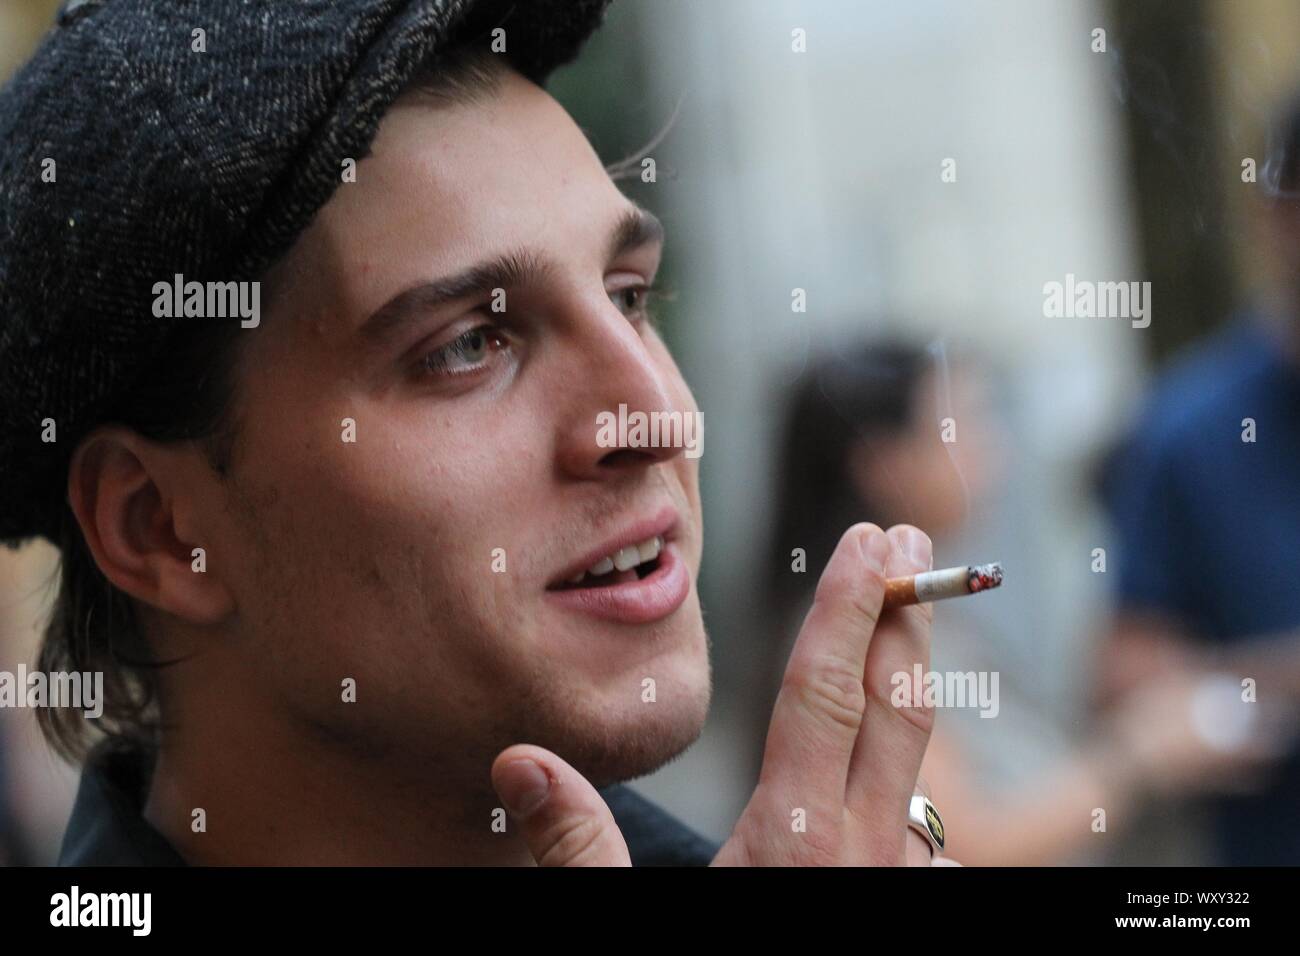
[58,743,718,866]
[57,743,186,866]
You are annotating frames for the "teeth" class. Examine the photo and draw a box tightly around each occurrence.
[573,535,665,582]
[638,535,663,563]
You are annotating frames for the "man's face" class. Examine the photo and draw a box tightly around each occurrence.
[200,68,709,789]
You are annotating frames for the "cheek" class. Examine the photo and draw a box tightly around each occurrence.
[231,395,541,590]
[326,407,546,563]
[226,408,552,685]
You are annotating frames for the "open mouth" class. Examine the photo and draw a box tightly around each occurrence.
[549,535,664,590]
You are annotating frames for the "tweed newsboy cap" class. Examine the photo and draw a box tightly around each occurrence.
[0,0,611,547]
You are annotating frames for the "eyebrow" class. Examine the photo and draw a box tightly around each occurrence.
[358,205,665,349]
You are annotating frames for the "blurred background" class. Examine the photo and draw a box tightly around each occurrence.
[5,0,1300,864]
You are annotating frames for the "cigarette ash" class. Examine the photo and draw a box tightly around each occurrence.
[966,562,1004,593]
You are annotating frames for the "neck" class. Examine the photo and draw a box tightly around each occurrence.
[142,703,535,866]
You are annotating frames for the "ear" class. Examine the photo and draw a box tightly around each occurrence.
[66,426,235,625]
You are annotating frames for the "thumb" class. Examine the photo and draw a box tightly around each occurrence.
[492,744,631,867]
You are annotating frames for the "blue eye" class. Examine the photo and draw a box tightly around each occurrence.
[420,325,505,377]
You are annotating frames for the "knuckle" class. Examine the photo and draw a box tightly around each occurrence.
[811,573,884,633]
[536,814,608,867]
[846,575,887,624]
[787,660,867,734]
[797,828,844,866]
[873,690,936,736]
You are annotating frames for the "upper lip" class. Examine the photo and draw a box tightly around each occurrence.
[546,504,680,588]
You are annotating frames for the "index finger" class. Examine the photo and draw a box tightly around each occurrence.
[753,523,891,828]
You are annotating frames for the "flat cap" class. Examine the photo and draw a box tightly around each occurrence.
[0,0,611,547]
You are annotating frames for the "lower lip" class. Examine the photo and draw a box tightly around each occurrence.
[545,542,691,624]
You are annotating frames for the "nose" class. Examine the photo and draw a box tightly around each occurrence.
[554,297,693,482]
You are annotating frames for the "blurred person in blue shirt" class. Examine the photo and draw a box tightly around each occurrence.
[1097,95,1300,863]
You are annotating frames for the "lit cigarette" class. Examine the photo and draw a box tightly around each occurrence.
[883,562,1004,610]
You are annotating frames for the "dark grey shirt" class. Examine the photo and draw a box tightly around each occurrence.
[58,744,719,866]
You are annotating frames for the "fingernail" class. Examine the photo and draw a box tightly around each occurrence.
[905,528,931,568]
[499,759,551,815]
[860,528,889,572]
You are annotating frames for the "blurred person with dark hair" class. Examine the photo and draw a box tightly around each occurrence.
[1095,92,1300,865]
[763,341,1266,864]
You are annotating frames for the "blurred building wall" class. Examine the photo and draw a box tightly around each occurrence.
[622,0,1147,838]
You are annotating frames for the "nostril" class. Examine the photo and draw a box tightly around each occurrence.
[597,448,660,469]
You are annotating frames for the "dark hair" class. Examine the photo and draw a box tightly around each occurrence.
[404,42,507,106]
[764,340,932,615]
[36,46,512,764]
[36,319,244,763]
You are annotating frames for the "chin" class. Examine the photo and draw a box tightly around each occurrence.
[546,671,712,790]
